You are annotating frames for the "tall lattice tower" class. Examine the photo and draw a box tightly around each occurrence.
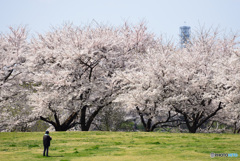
[180,25,191,48]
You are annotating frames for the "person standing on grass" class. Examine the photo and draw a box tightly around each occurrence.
[43,131,52,157]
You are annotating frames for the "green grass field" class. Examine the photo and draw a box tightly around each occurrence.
[0,131,239,161]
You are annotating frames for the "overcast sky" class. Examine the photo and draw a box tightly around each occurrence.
[0,0,239,41]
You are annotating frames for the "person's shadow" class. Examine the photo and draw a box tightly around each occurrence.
[45,155,64,157]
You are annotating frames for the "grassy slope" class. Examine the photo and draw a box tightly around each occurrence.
[0,131,239,161]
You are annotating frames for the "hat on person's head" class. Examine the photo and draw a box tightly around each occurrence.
[45,131,49,134]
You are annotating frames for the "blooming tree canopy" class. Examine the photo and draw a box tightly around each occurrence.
[1,23,239,134]
[120,27,240,133]
[0,27,31,131]
[22,22,155,131]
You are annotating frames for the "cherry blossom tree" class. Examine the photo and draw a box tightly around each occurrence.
[120,27,239,133]
[166,28,239,133]
[117,38,183,132]
[23,22,155,131]
[213,38,240,133]
[0,26,32,131]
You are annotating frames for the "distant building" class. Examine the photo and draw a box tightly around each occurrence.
[180,26,191,48]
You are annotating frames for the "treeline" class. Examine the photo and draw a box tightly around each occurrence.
[0,22,240,133]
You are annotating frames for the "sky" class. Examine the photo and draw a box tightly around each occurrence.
[0,0,240,41]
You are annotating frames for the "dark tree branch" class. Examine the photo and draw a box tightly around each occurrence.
[86,106,105,129]
[151,111,173,131]
[3,69,14,82]
[54,112,60,127]
[40,116,57,128]
[136,106,147,129]
[47,103,60,127]
[78,56,104,81]
[173,102,223,133]
[68,121,81,130]
[62,110,80,128]
[197,102,222,128]
[207,121,214,131]
[237,128,240,134]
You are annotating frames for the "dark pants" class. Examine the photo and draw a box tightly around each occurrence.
[43,146,49,156]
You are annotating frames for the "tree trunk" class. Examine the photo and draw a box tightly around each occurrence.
[40,110,79,131]
[173,102,222,133]
[80,105,106,131]
[188,126,198,133]
[136,107,176,132]
[237,128,240,134]
[233,122,237,134]
[80,105,88,131]
[136,106,152,132]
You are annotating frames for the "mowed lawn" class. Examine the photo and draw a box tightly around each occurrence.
[0,131,239,161]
